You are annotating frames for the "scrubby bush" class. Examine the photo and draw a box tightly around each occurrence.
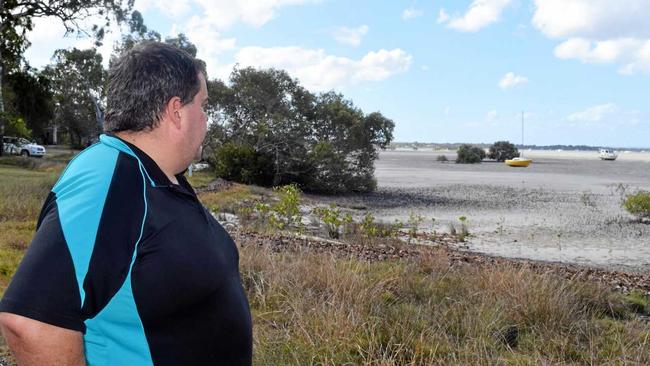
[436,154,448,162]
[208,142,273,186]
[623,191,650,221]
[456,144,486,164]
[313,204,353,239]
[488,140,519,161]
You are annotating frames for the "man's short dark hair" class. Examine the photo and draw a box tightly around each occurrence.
[104,42,207,132]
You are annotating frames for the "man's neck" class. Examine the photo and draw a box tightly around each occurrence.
[113,131,180,185]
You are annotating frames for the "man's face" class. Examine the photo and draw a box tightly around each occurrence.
[180,73,209,162]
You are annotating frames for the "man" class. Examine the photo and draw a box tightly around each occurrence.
[0,42,252,365]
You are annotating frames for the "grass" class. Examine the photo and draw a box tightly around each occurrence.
[240,244,650,365]
[1,154,650,365]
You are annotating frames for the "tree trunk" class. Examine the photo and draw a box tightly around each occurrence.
[0,48,5,157]
[0,0,5,156]
[52,123,58,145]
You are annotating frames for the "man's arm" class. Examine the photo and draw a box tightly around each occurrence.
[0,313,85,366]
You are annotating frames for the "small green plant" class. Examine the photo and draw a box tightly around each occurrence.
[264,184,303,230]
[360,212,378,237]
[436,155,448,162]
[407,211,424,243]
[623,191,650,221]
[313,204,352,239]
[359,213,402,238]
[457,216,469,241]
[430,217,438,241]
[496,216,505,237]
[580,190,598,209]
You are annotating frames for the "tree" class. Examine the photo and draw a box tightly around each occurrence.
[205,67,394,194]
[0,0,132,155]
[456,144,486,164]
[43,48,106,148]
[208,67,316,187]
[109,10,162,65]
[4,69,53,142]
[488,140,519,161]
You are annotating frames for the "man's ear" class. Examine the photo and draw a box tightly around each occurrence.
[165,96,183,129]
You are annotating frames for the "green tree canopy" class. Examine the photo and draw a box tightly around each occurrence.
[456,144,486,164]
[205,67,394,194]
[4,69,54,141]
[488,140,519,161]
[42,48,106,148]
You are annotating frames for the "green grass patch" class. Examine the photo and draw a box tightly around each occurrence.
[0,165,58,222]
[185,169,215,189]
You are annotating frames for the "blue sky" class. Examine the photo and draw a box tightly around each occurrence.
[23,0,650,147]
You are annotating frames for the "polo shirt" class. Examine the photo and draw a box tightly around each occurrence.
[0,134,252,365]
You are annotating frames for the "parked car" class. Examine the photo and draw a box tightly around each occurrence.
[2,136,46,157]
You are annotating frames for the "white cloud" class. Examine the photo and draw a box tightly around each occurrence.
[331,25,369,47]
[532,0,650,74]
[437,9,450,24]
[24,16,125,69]
[183,16,237,78]
[486,110,498,123]
[402,8,423,20]
[193,0,319,30]
[553,38,650,74]
[421,65,430,72]
[134,0,192,17]
[532,0,650,39]
[233,46,412,91]
[567,103,617,122]
[498,72,528,89]
[441,0,512,32]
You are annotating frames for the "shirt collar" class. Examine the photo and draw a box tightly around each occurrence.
[100,133,182,188]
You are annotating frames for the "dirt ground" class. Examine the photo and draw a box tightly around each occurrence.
[323,149,650,273]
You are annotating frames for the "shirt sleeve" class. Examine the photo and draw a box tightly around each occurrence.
[0,151,147,333]
[0,192,86,332]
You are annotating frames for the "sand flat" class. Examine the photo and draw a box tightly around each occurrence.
[361,149,650,272]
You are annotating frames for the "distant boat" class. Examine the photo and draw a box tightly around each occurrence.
[505,157,532,167]
[599,148,618,161]
[506,111,532,167]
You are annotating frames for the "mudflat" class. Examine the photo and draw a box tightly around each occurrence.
[352,149,650,273]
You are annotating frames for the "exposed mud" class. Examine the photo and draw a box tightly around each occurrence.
[310,150,650,273]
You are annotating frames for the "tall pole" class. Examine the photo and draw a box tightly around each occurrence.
[521,111,524,158]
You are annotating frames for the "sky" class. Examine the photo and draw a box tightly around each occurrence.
[21,0,650,148]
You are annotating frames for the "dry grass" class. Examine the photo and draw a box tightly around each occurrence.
[239,244,650,365]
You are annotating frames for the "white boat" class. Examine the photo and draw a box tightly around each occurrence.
[599,148,617,161]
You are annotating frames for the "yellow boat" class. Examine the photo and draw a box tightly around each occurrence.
[505,112,532,167]
[505,157,532,167]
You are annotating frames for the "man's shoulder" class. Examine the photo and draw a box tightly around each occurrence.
[53,142,142,198]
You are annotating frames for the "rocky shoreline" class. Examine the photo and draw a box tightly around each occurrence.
[230,228,650,295]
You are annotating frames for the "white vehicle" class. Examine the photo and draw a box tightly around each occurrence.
[599,148,617,161]
[2,136,46,157]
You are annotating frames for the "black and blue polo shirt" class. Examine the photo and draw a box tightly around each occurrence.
[0,134,252,365]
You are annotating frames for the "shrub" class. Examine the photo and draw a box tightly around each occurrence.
[436,155,448,162]
[208,142,273,186]
[488,141,519,162]
[623,191,650,221]
[456,144,486,164]
[268,184,303,230]
[313,204,353,239]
